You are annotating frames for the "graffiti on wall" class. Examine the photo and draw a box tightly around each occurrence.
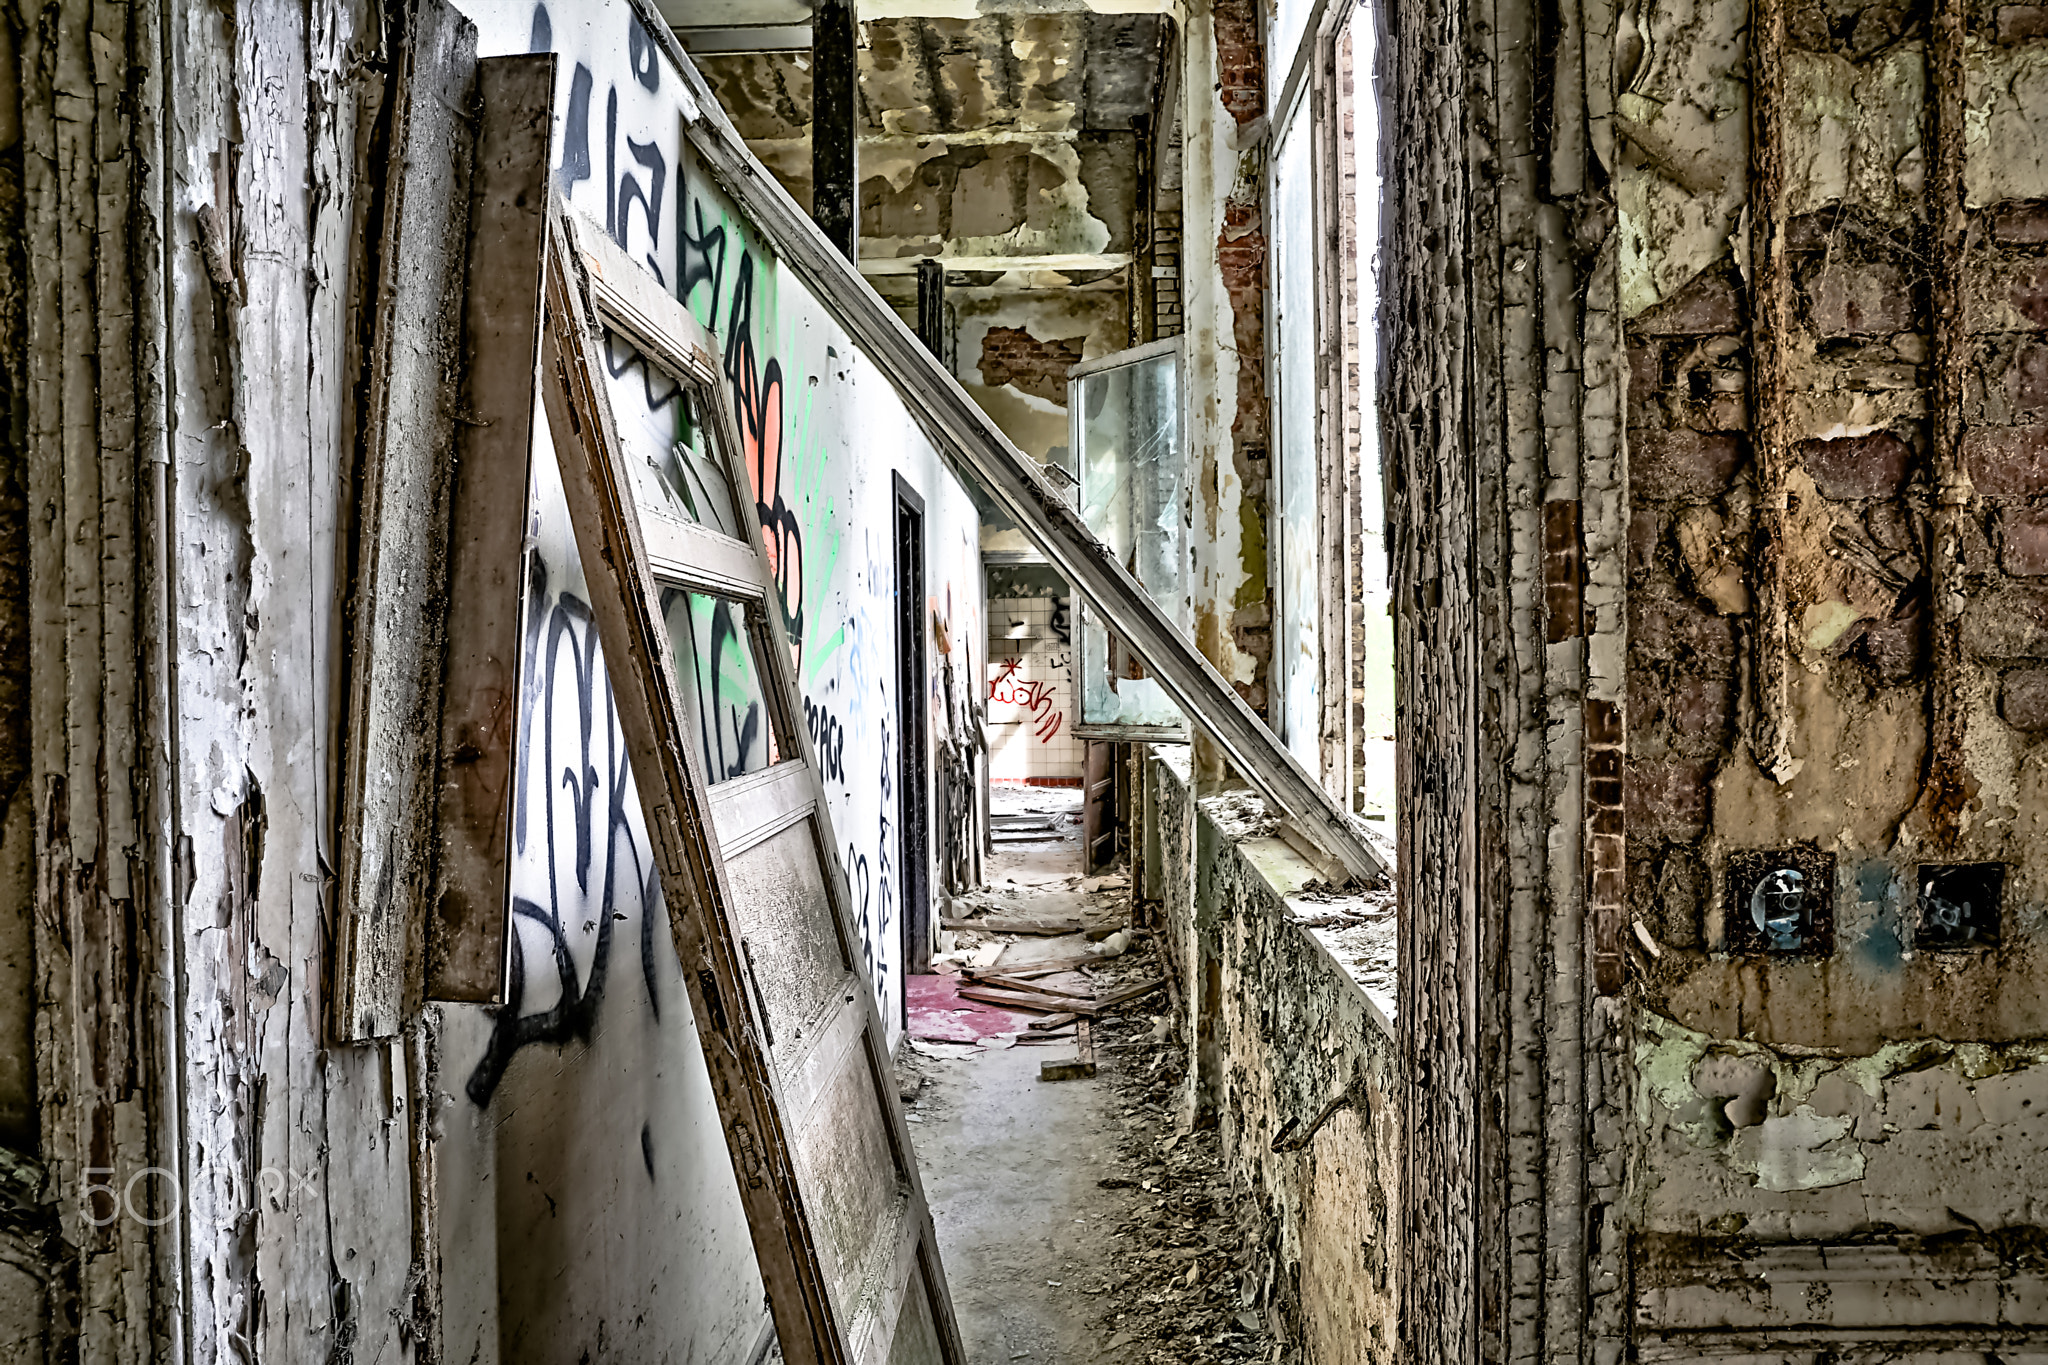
[988,657,1065,743]
[467,550,663,1106]
[460,3,927,1099]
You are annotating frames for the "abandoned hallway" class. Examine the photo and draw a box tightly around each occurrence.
[7,0,2048,1360]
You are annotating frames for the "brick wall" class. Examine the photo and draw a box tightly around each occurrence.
[977,326,1084,405]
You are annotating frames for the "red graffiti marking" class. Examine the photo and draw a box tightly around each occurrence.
[988,661,1064,743]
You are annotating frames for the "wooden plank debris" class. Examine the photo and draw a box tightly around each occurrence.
[1027,1012,1081,1031]
[964,973,1094,1001]
[957,985,1083,1014]
[941,916,1088,936]
[988,952,1102,975]
[958,978,1166,1018]
[1039,1019,1096,1082]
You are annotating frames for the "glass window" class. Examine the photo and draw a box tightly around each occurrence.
[603,329,743,540]
[1072,343,1190,733]
[1272,102,1322,775]
[662,588,784,784]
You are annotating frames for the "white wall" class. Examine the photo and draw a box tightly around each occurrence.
[440,2,986,1355]
[986,595,1084,783]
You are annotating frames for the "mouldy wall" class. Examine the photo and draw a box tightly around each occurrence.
[1151,754,1400,1364]
[1616,0,2048,1345]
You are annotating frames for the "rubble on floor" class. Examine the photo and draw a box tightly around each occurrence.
[902,890,1293,1363]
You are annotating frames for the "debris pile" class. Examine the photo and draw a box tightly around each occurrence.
[1084,1010,1288,1365]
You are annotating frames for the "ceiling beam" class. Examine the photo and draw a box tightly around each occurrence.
[858,253,1132,275]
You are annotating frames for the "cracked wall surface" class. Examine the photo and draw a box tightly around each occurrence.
[1397,0,2048,1349]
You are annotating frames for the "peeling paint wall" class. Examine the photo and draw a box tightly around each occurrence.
[1182,0,1274,777]
[7,0,990,1357]
[1151,751,1400,1365]
[1396,0,2048,1347]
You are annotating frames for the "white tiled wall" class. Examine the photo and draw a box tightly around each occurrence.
[985,595,1084,782]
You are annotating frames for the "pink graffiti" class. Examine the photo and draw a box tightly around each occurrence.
[988,659,1064,743]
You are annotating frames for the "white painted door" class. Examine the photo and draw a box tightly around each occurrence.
[539,207,960,1365]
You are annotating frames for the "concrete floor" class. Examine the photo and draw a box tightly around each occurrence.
[912,1045,1125,1364]
[912,784,1124,1363]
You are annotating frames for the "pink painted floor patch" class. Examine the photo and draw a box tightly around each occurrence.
[906,973,1039,1043]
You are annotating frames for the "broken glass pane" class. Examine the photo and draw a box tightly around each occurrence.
[1073,343,1189,732]
[662,588,782,783]
[603,328,743,540]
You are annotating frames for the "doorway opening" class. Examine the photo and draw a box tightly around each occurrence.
[895,473,933,996]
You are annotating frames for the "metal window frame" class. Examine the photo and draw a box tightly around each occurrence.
[1066,336,1192,743]
[625,0,1386,883]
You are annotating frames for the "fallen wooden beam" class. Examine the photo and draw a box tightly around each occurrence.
[957,985,1081,1014]
[940,916,1088,937]
[964,972,1094,1001]
[985,957,1098,978]
[1027,1011,1081,1031]
[959,978,1166,1018]
[1039,1018,1096,1082]
[1086,978,1165,1014]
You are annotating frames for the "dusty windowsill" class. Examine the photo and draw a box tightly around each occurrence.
[1151,747,1398,1032]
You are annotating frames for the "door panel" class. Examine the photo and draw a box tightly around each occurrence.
[538,201,962,1365]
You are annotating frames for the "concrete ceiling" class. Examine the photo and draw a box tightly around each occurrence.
[694,11,1166,276]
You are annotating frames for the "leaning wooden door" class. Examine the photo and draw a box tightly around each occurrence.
[537,204,962,1365]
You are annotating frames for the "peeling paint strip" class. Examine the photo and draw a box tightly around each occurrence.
[1586,698,1626,994]
[1924,0,1971,846]
[1748,0,1797,782]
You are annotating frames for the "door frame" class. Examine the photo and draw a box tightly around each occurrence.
[892,472,932,988]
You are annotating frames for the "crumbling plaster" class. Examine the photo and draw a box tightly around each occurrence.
[1609,0,2048,1349]
[1150,750,1400,1365]
[1179,0,1271,756]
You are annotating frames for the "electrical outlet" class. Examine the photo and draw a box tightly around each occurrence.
[1916,863,2004,950]
[1724,847,1836,956]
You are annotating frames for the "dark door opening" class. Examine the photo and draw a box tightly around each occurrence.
[894,474,932,996]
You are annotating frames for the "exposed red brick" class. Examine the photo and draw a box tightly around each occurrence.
[1629,343,1664,426]
[1854,604,1925,684]
[2004,262,2048,329]
[1807,262,1914,336]
[1667,674,1735,745]
[2001,668,2048,729]
[1965,426,2048,496]
[1992,200,2048,243]
[1685,392,1749,433]
[1630,428,1744,500]
[1961,585,2048,660]
[1544,500,1582,642]
[1219,193,1268,469]
[2014,345,2048,410]
[1997,5,2048,41]
[1585,697,1624,748]
[978,326,1083,404]
[1796,431,1915,500]
[1624,758,1713,841]
[1630,271,1742,336]
[1213,0,1265,127]
[1631,589,1739,674]
[2002,508,2048,576]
